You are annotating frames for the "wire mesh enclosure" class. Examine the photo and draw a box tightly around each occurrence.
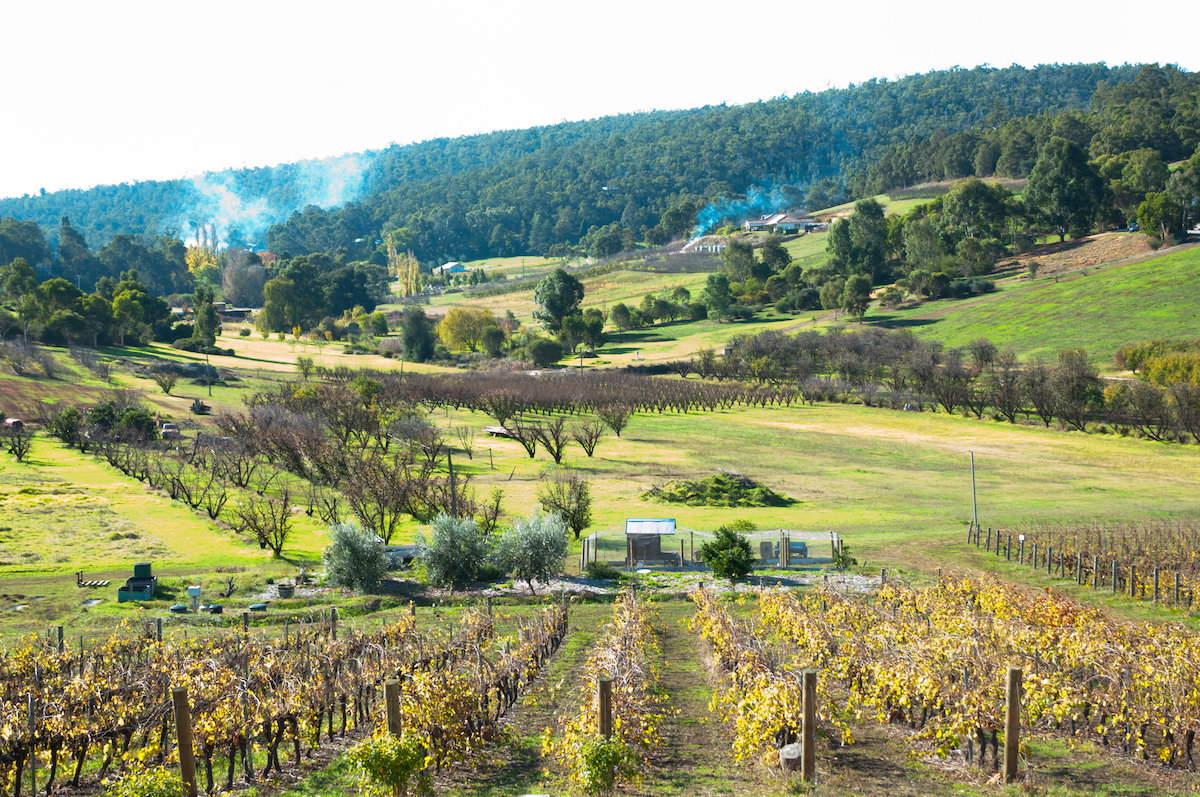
[581,523,840,571]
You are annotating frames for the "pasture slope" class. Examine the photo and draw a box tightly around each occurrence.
[870,242,1200,364]
[3,233,1200,796]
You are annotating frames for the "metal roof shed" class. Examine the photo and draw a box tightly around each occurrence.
[625,518,677,565]
[625,518,676,536]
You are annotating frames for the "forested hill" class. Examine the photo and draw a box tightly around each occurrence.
[0,63,1141,262]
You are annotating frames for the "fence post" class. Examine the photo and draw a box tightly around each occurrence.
[1092,556,1099,590]
[172,687,198,797]
[598,676,613,740]
[1032,543,1038,570]
[57,626,64,653]
[1130,565,1137,598]
[802,669,817,782]
[1006,534,1011,561]
[28,692,36,797]
[1018,537,1024,565]
[1047,546,1052,574]
[1003,667,1022,784]
[156,618,163,644]
[385,678,401,735]
[1154,568,1160,604]
[880,568,886,585]
[331,607,338,641]
[1112,560,1118,594]
[1176,572,1182,606]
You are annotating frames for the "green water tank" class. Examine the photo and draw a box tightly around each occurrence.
[134,562,152,579]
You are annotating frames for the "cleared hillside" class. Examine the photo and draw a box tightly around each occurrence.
[869,243,1200,364]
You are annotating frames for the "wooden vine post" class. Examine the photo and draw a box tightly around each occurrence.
[28,692,36,797]
[384,679,402,797]
[598,676,613,739]
[384,678,401,735]
[598,675,614,782]
[1003,667,1022,784]
[802,668,817,782]
[172,687,198,797]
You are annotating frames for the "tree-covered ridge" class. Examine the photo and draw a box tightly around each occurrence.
[858,64,1200,193]
[0,64,1138,261]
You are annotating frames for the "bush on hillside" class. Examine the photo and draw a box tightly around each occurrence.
[643,470,794,507]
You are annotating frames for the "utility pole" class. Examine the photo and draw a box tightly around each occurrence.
[970,451,978,529]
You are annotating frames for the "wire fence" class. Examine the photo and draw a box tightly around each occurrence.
[581,527,840,570]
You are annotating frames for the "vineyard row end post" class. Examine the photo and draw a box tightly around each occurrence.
[802,668,817,782]
[1004,667,1022,784]
[385,678,401,735]
[172,687,198,797]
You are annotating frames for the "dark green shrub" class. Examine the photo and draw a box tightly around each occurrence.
[699,526,754,582]
[584,560,621,580]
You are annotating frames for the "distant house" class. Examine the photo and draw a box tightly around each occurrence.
[437,261,467,274]
[742,213,817,234]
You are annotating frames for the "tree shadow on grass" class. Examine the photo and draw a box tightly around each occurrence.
[864,314,940,329]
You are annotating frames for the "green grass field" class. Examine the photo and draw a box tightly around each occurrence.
[866,244,1200,365]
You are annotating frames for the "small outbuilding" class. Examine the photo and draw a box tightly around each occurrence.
[625,518,677,566]
[437,261,467,274]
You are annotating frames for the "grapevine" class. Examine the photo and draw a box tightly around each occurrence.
[692,576,1200,776]
[0,604,567,796]
[544,592,671,793]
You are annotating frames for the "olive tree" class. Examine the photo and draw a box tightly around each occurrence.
[495,510,569,593]
[416,513,488,590]
[323,520,389,593]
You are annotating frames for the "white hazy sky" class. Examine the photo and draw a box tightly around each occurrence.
[1,0,1195,201]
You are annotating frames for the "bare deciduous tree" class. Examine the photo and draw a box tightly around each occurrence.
[233,487,294,557]
[533,416,571,464]
[150,366,178,395]
[570,421,604,457]
[596,405,633,438]
[536,471,592,540]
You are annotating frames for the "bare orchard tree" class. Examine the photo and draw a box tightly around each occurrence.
[476,487,504,536]
[339,449,433,544]
[510,420,541,458]
[3,425,33,462]
[535,471,592,540]
[1172,381,1200,444]
[481,389,523,427]
[1023,360,1057,427]
[570,421,605,457]
[233,487,294,557]
[532,416,571,464]
[596,404,633,438]
[150,365,179,395]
